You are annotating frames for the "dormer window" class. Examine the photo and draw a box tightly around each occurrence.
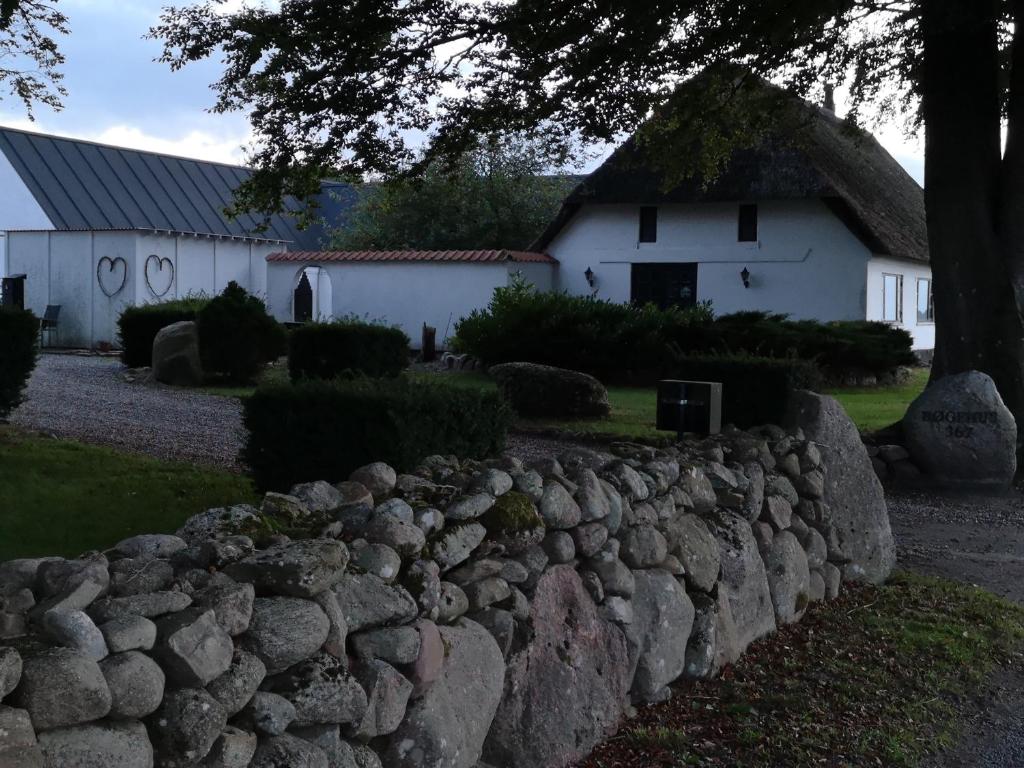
[738,203,758,242]
[639,206,658,243]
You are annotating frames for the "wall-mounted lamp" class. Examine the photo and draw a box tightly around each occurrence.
[740,267,751,289]
[584,266,596,288]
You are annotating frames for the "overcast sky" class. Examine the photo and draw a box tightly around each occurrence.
[0,0,926,184]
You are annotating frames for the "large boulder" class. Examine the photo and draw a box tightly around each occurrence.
[152,321,203,387]
[36,720,153,768]
[786,391,896,583]
[489,362,610,418]
[482,566,631,768]
[903,371,1018,490]
[705,511,776,653]
[761,531,811,625]
[627,569,695,702]
[11,648,111,731]
[380,619,504,768]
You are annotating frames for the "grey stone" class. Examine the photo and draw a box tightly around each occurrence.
[408,620,445,699]
[351,626,421,665]
[150,688,228,766]
[289,726,374,768]
[260,492,310,524]
[587,557,635,598]
[88,591,192,623]
[570,523,609,559]
[446,494,496,522]
[312,589,348,659]
[464,578,511,613]
[512,545,549,591]
[786,391,896,583]
[512,470,544,503]
[538,482,582,530]
[437,582,469,624]
[666,514,720,593]
[684,590,740,680]
[677,466,715,514]
[291,481,346,513]
[788,513,810,541]
[802,527,828,569]
[349,543,403,583]
[193,582,255,637]
[264,652,367,727]
[374,498,415,524]
[154,608,234,687]
[100,650,165,719]
[739,462,765,523]
[469,608,515,658]
[762,495,793,531]
[627,569,694,702]
[250,733,328,768]
[0,705,35,748]
[109,557,174,597]
[113,534,187,560]
[600,595,634,625]
[225,540,349,598]
[240,692,296,736]
[413,508,444,538]
[153,320,203,386]
[765,475,800,506]
[31,557,110,618]
[240,597,329,675]
[207,650,266,718]
[0,648,21,699]
[822,562,842,600]
[176,505,259,545]
[350,659,412,739]
[541,531,575,564]
[472,469,514,497]
[382,620,504,768]
[793,470,825,500]
[776,452,802,478]
[11,648,111,730]
[41,608,108,661]
[706,511,776,654]
[350,463,398,499]
[573,470,611,522]
[763,531,811,625]
[334,573,417,633]
[808,570,827,602]
[904,371,1018,489]
[619,526,668,569]
[36,720,153,768]
[430,523,487,571]
[201,727,257,768]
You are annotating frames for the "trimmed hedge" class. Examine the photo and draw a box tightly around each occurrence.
[289,321,410,381]
[453,283,915,382]
[0,307,38,418]
[671,354,823,429]
[198,282,287,384]
[117,296,209,367]
[243,376,512,492]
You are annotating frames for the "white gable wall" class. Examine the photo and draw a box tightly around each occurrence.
[549,199,873,322]
[0,150,54,277]
[866,256,935,350]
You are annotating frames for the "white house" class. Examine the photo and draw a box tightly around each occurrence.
[0,127,348,347]
[265,249,555,345]
[533,92,934,351]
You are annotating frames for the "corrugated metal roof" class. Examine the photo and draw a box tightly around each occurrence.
[0,126,353,248]
[266,249,558,264]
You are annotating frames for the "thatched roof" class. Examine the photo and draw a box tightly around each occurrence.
[534,79,928,264]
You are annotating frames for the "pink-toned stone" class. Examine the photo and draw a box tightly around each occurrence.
[409,619,444,698]
[482,565,631,768]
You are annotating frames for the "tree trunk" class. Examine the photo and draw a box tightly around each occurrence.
[922,0,1024,448]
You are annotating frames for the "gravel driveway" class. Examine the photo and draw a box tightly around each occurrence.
[11,353,246,469]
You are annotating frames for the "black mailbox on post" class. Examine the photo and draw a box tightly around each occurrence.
[656,380,722,437]
[1,274,26,310]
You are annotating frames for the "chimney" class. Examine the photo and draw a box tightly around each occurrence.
[823,84,836,113]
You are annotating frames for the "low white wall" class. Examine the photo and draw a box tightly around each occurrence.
[266,261,549,347]
[548,200,872,322]
[866,256,935,350]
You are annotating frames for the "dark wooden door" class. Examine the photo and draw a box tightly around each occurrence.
[631,263,698,309]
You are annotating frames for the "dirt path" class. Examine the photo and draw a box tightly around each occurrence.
[890,487,1024,767]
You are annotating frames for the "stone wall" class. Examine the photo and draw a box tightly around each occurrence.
[0,391,894,768]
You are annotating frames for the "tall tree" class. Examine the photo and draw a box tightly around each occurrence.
[334,139,577,251]
[0,0,66,115]
[154,0,1024,442]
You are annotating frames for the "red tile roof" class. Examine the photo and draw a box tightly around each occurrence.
[266,249,557,264]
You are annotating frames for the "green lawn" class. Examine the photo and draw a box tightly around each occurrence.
[0,427,257,561]
[825,367,930,433]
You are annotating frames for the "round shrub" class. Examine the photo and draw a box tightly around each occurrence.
[0,307,39,418]
[197,282,286,384]
[489,362,611,418]
[288,320,410,381]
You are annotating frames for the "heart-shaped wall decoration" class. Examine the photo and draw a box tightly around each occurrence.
[96,256,127,298]
[145,254,175,298]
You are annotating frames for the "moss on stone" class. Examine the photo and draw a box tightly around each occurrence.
[480,491,543,535]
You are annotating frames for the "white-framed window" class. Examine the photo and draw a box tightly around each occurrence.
[916,277,934,324]
[882,273,903,323]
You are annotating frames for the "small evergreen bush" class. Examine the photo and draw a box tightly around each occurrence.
[670,353,823,428]
[243,376,511,491]
[198,282,287,384]
[288,320,410,381]
[0,307,38,418]
[117,296,209,367]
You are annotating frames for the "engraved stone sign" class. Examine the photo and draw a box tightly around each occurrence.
[904,371,1017,489]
